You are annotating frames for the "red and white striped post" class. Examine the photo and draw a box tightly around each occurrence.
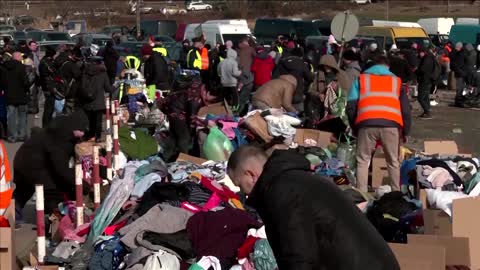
[106,134,113,181]
[105,96,111,131]
[75,164,84,227]
[111,99,116,117]
[35,184,46,264]
[93,145,101,210]
[112,115,120,172]
[114,100,120,127]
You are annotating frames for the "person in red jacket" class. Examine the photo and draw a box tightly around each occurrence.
[251,46,275,89]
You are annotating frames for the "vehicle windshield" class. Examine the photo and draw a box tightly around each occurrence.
[93,38,112,46]
[0,25,14,32]
[13,31,26,40]
[395,37,431,49]
[27,31,43,41]
[46,33,71,41]
[222,34,250,47]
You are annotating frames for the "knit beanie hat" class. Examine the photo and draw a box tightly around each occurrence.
[343,49,358,61]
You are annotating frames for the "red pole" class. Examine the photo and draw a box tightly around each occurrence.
[75,164,84,227]
[114,100,120,127]
[105,96,111,132]
[93,145,100,209]
[112,115,120,172]
[106,133,113,181]
[35,184,46,264]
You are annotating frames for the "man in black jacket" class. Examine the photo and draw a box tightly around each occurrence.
[144,45,170,91]
[416,47,436,119]
[39,46,57,127]
[227,146,400,270]
[4,52,29,143]
[276,47,314,112]
[450,42,467,104]
[54,49,82,114]
[13,110,89,223]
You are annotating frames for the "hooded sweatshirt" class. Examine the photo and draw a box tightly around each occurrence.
[247,150,400,270]
[79,63,111,111]
[346,64,411,136]
[14,110,90,195]
[218,49,242,87]
[3,59,29,105]
[277,56,314,104]
[251,50,275,87]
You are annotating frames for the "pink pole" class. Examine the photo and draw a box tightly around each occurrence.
[93,145,100,209]
[75,164,84,227]
[35,184,46,264]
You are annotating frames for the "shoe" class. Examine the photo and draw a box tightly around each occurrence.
[419,113,433,119]
[430,100,439,106]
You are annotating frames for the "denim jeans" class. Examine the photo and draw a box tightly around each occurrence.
[7,104,27,141]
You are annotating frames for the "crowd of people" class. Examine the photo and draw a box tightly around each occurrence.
[1,30,480,269]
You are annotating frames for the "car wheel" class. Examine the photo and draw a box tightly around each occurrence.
[191,7,195,11]
[206,6,211,10]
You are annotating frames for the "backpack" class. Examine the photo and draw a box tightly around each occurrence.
[78,71,97,103]
[52,61,75,100]
[431,58,441,82]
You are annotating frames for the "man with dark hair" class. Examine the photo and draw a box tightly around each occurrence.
[227,146,400,270]
[39,46,57,127]
[416,47,436,119]
[347,55,411,192]
[276,46,314,112]
[54,49,82,114]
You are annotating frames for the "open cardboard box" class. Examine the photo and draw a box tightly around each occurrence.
[176,153,208,165]
[0,200,15,270]
[421,197,480,269]
[197,99,232,118]
[294,129,333,148]
[423,140,472,157]
[408,234,470,266]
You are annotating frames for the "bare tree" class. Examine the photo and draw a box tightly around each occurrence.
[51,0,73,24]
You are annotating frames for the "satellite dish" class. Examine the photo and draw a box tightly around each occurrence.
[331,11,360,42]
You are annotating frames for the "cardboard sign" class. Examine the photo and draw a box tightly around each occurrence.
[408,234,470,266]
[423,141,471,157]
[294,129,333,147]
[389,243,446,270]
[452,197,480,270]
[0,200,15,270]
[197,100,232,118]
[176,153,208,165]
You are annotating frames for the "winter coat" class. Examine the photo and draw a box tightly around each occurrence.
[343,60,361,91]
[464,44,477,74]
[13,110,90,196]
[144,51,170,90]
[388,54,412,83]
[450,49,467,78]
[347,64,412,136]
[251,51,275,87]
[238,46,256,71]
[217,49,242,88]
[3,59,29,105]
[38,56,56,93]
[309,55,350,98]
[276,56,314,104]
[54,53,82,98]
[252,75,297,112]
[80,63,112,111]
[99,45,120,78]
[416,52,435,84]
[247,150,400,270]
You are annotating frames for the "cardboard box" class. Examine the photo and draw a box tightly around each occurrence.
[389,243,446,270]
[408,234,470,266]
[452,197,480,270]
[294,129,333,147]
[197,100,232,118]
[423,141,471,157]
[423,209,453,236]
[176,153,208,165]
[0,200,15,270]
[372,147,389,188]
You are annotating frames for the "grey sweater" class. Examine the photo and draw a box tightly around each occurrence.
[218,48,242,87]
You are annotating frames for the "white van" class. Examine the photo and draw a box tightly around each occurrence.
[456,18,479,25]
[417,18,455,35]
[203,20,248,27]
[184,23,252,46]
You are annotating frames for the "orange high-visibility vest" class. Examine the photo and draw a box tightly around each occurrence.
[200,47,209,71]
[355,74,404,127]
[0,142,12,216]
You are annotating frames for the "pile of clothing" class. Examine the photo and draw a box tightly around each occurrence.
[42,156,278,270]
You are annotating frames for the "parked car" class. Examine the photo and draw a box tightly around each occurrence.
[94,8,120,17]
[162,5,187,15]
[27,31,72,42]
[14,15,35,25]
[351,0,371,3]
[99,25,130,35]
[152,35,176,44]
[11,31,27,42]
[186,2,213,11]
[0,24,15,33]
[0,34,13,47]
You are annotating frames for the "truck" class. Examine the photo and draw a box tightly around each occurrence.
[184,22,252,47]
[449,24,480,45]
[138,20,178,38]
[417,18,455,46]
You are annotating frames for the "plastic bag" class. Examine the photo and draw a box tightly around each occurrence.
[203,126,234,161]
[54,99,65,116]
